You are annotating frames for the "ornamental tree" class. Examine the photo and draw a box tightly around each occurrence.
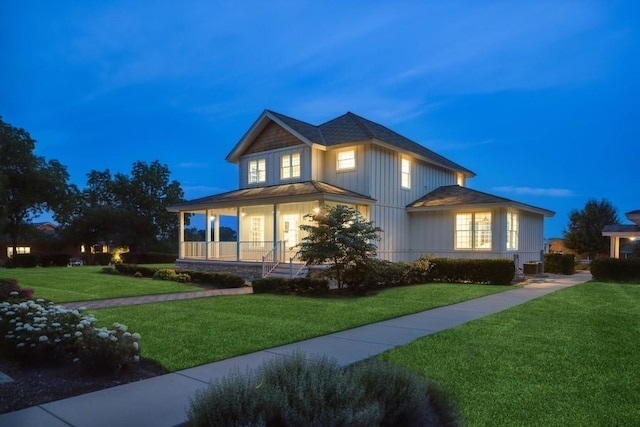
[298,205,382,288]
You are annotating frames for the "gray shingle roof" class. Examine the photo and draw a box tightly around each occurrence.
[263,110,474,176]
[168,180,375,211]
[407,185,554,216]
[602,224,640,233]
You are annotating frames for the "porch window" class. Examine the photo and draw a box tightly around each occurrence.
[337,149,355,171]
[455,212,492,250]
[507,211,519,250]
[281,152,301,180]
[248,159,266,184]
[401,158,411,189]
[250,216,264,248]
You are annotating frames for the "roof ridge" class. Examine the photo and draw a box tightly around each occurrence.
[344,112,375,139]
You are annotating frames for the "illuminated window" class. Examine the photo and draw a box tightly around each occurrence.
[248,159,266,184]
[455,212,492,250]
[7,246,31,258]
[337,149,355,171]
[401,158,411,189]
[281,152,301,180]
[507,211,519,250]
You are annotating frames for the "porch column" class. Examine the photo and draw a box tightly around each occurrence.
[236,207,241,261]
[205,209,211,260]
[273,203,278,260]
[213,214,220,258]
[179,212,185,259]
[609,236,620,258]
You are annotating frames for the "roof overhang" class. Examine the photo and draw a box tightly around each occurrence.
[602,224,640,238]
[407,202,555,217]
[226,111,315,163]
[168,181,375,213]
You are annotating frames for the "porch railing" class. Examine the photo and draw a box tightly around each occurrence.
[288,251,308,279]
[262,241,286,277]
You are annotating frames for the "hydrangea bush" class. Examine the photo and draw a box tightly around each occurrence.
[0,299,141,373]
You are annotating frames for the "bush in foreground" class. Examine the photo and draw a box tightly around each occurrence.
[187,352,458,426]
[543,254,575,275]
[0,278,34,302]
[0,299,140,373]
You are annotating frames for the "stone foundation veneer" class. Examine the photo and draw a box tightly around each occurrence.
[175,259,263,282]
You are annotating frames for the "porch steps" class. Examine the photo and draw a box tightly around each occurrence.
[265,262,308,279]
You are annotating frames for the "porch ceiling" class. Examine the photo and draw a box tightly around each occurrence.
[168,180,375,212]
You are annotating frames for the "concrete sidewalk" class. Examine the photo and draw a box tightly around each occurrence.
[0,272,591,427]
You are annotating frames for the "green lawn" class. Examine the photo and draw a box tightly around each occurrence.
[92,284,510,371]
[0,266,198,303]
[381,282,640,426]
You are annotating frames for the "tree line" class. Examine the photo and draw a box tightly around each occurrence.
[1,116,185,256]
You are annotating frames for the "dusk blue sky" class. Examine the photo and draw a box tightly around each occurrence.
[2,1,638,238]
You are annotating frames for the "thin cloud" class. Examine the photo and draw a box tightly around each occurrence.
[494,186,575,197]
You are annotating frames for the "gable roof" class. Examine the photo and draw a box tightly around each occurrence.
[226,110,475,177]
[407,185,555,217]
[167,180,375,212]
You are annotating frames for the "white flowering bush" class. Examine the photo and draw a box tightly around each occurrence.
[0,299,141,374]
[77,322,141,373]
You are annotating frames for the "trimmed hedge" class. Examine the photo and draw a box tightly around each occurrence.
[252,277,329,295]
[5,254,39,268]
[543,253,575,275]
[114,264,245,288]
[40,253,72,267]
[176,270,245,288]
[591,258,640,282]
[427,258,515,285]
[120,252,177,264]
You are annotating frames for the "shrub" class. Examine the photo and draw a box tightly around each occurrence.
[591,258,640,282]
[120,252,177,264]
[76,322,141,374]
[544,254,575,275]
[114,263,158,278]
[6,254,39,268]
[342,259,408,289]
[428,258,514,285]
[153,269,191,283]
[251,277,329,295]
[0,299,141,373]
[133,272,143,278]
[177,270,245,288]
[186,352,458,426]
[40,253,72,267]
[0,278,34,302]
[404,256,436,285]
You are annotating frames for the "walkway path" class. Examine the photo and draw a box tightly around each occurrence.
[0,272,591,427]
[63,287,253,310]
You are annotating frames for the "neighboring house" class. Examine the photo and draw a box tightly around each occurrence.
[602,210,640,258]
[168,110,554,277]
[0,222,79,263]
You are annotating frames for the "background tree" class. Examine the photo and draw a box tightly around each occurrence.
[563,199,619,260]
[58,161,185,253]
[1,116,74,255]
[298,205,382,288]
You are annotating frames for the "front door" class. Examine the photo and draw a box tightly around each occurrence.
[283,215,298,251]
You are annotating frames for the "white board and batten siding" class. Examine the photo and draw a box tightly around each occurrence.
[238,144,310,189]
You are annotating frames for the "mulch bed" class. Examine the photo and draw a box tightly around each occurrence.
[0,357,167,414]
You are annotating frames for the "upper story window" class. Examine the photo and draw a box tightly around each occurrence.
[401,158,411,189]
[337,149,356,171]
[455,212,492,250]
[248,159,266,184]
[281,152,301,180]
[507,211,519,250]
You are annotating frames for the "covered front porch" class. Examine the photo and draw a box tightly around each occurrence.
[168,181,375,273]
[602,210,640,259]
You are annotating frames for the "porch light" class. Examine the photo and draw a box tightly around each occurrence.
[210,215,216,220]
[313,207,320,214]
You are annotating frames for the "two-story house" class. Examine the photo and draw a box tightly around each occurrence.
[168,110,554,278]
